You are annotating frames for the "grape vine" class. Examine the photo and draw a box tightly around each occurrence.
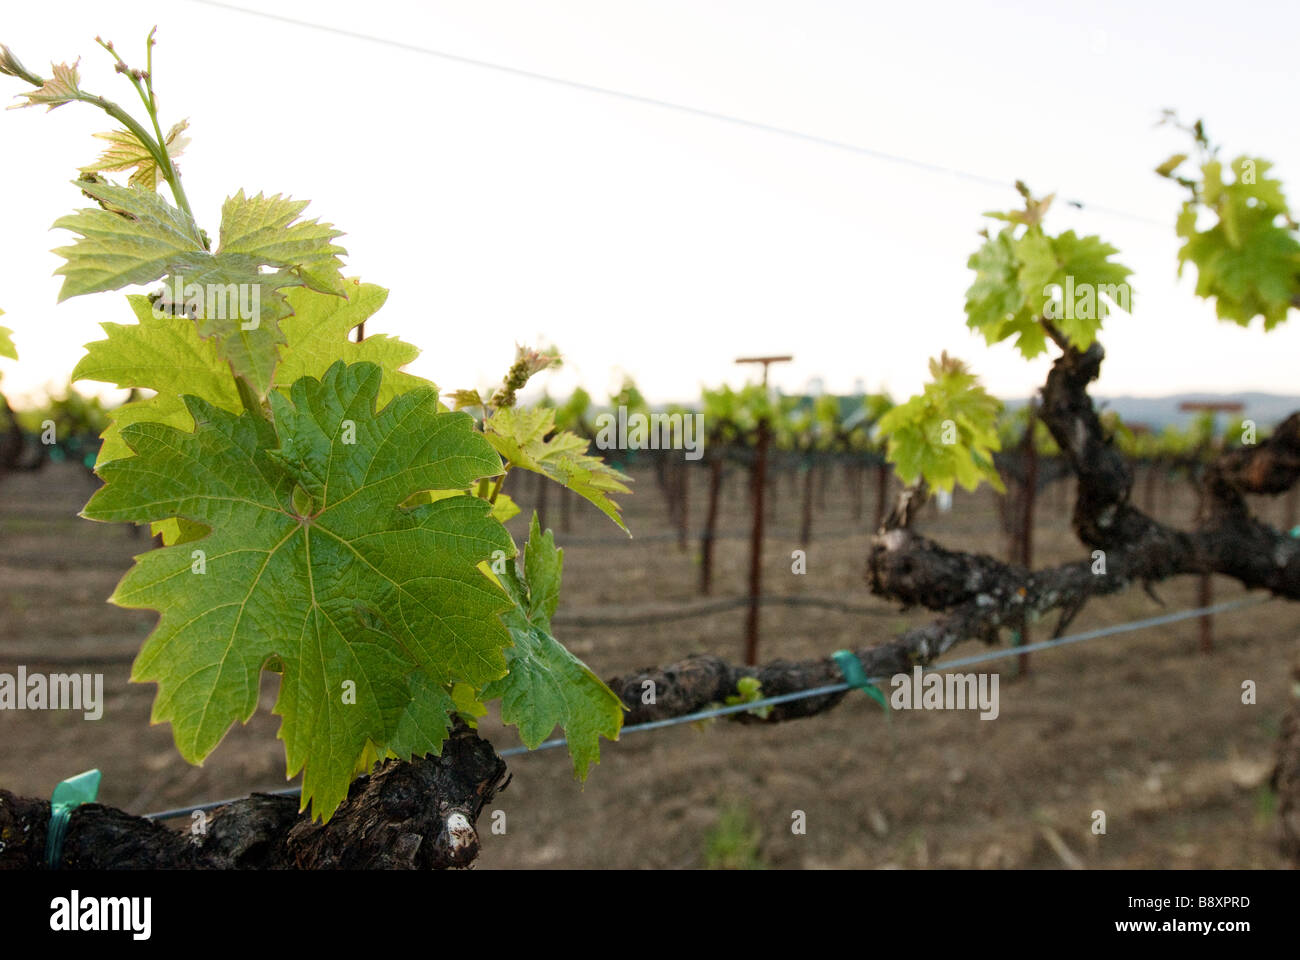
[1,34,626,821]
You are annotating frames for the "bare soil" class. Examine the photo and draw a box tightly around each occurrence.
[1,460,1296,869]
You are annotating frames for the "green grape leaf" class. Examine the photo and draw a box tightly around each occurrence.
[80,361,511,820]
[51,179,205,298]
[485,406,632,533]
[519,513,563,623]
[482,513,623,777]
[1176,156,1299,329]
[725,676,772,718]
[72,295,241,464]
[158,191,347,394]
[449,681,488,729]
[992,309,1047,359]
[160,257,300,395]
[964,229,1045,358]
[400,488,519,525]
[384,671,459,764]
[81,120,190,191]
[74,282,423,468]
[9,59,82,110]
[1180,209,1300,329]
[877,353,1004,494]
[490,492,521,524]
[217,190,347,299]
[1017,230,1133,351]
[1223,157,1289,214]
[274,281,427,402]
[54,181,348,395]
[446,389,487,411]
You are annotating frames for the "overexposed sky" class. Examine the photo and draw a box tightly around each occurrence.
[0,0,1297,408]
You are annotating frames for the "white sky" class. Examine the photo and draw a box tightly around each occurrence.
[1,0,1297,408]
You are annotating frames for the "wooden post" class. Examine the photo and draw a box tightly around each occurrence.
[766,457,778,522]
[745,417,770,665]
[1177,401,1244,654]
[736,355,791,665]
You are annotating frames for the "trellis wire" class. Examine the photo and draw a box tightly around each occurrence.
[189,0,1163,227]
[142,593,1274,821]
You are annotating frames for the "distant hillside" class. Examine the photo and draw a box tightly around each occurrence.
[1004,393,1300,429]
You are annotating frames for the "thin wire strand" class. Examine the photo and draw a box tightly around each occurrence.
[186,0,1165,227]
[142,593,1273,820]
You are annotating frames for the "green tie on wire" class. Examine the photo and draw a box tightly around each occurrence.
[831,649,889,711]
[45,769,101,869]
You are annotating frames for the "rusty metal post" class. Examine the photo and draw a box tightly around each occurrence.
[1178,401,1242,654]
[744,416,770,665]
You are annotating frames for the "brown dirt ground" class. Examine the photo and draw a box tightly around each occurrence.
[1,459,1296,869]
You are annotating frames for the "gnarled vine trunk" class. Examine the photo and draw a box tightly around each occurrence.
[0,726,508,870]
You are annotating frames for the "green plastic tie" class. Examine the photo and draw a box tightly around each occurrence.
[45,769,101,870]
[1290,525,1300,539]
[831,650,888,712]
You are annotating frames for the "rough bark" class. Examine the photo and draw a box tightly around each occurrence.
[0,725,507,870]
[1037,338,1300,600]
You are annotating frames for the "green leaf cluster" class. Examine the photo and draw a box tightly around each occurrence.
[724,676,772,719]
[81,360,622,819]
[699,382,775,446]
[484,405,632,533]
[80,119,190,191]
[74,282,421,470]
[483,514,624,777]
[1161,153,1300,329]
[877,354,1005,493]
[55,180,346,395]
[8,35,632,827]
[966,195,1133,357]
